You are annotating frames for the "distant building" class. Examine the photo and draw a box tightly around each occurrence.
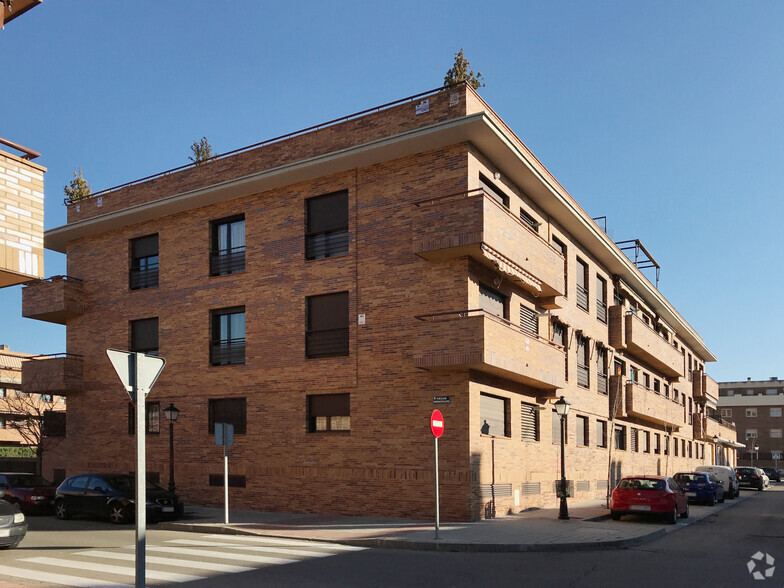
[719,377,784,469]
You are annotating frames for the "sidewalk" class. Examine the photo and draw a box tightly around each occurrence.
[158,494,749,552]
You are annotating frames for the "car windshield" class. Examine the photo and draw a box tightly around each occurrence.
[674,473,704,483]
[618,478,665,490]
[4,474,51,487]
[105,476,164,493]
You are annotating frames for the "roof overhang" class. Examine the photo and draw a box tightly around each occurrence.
[45,109,715,361]
[1,0,42,28]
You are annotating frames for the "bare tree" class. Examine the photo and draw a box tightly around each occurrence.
[0,391,65,476]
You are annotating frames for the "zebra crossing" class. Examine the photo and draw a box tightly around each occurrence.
[0,533,366,587]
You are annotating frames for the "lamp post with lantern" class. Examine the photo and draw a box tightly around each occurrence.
[163,403,180,493]
[554,396,571,520]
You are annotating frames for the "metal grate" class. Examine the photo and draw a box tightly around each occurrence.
[306,230,349,260]
[521,482,541,495]
[480,483,512,499]
[519,305,538,335]
[306,328,350,358]
[210,339,246,366]
[129,265,159,290]
[596,480,608,491]
[577,364,589,388]
[576,284,589,311]
[521,402,539,441]
[210,247,245,276]
[576,481,590,492]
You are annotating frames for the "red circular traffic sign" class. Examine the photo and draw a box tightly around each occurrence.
[430,409,445,438]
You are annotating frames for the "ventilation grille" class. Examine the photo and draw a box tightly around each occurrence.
[480,483,512,499]
[521,482,541,495]
[576,480,590,492]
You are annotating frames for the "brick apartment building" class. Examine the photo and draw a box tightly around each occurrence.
[718,378,784,469]
[23,84,737,521]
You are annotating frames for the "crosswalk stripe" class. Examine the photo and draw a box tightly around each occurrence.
[168,538,337,558]
[75,550,255,573]
[199,533,367,551]
[0,563,131,587]
[21,557,205,583]
[146,545,299,565]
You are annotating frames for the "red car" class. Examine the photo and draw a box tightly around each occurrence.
[0,473,56,514]
[610,475,689,524]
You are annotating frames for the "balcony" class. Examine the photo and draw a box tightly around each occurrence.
[608,306,683,379]
[412,189,564,304]
[692,369,719,405]
[624,381,682,428]
[413,310,564,391]
[21,354,83,396]
[22,276,85,324]
[693,413,723,441]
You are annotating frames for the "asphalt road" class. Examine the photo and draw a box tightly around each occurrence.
[0,486,780,587]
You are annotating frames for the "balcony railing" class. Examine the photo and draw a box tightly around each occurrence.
[624,380,682,428]
[413,309,565,391]
[209,339,245,366]
[21,354,83,396]
[22,275,85,325]
[693,413,723,441]
[306,230,349,260]
[412,189,565,303]
[210,246,246,276]
[129,264,159,290]
[608,307,683,379]
[306,327,350,358]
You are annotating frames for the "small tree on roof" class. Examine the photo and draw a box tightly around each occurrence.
[189,137,214,165]
[63,168,92,203]
[444,48,485,90]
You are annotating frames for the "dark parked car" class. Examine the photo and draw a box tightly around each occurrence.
[0,499,27,549]
[736,466,766,491]
[610,475,689,524]
[762,467,781,482]
[0,473,56,514]
[55,474,183,524]
[673,471,725,505]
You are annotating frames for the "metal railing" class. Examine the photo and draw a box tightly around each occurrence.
[210,247,246,276]
[576,285,589,311]
[209,339,245,366]
[306,328,349,358]
[129,264,159,290]
[0,136,40,160]
[596,299,607,323]
[305,230,349,260]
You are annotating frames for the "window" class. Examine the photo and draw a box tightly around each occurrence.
[552,320,568,381]
[664,383,670,398]
[306,190,349,260]
[577,335,589,388]
[480,393,510,437]
[479,174,509,208]
[208,397,246,434]
[306,292,349,358]
[746,408,758,418]
[576,258,589,311]
[210,307,245,366]
[519,208,539,232]
[0,389,4,398]
[552,236,567,295]
[664,435,670,455]
[308,393,350,433]
[643,373,650,388]
[653,379,661,394]
[689,398,693,424]
[576,415,589,447]
[479,284,506,319]
[771,408,782,418]
[630,366,638,383]
[643,431,651,453]
[614,425,626,450]
[42,410,65,437]
[130,318,158,355]
[39,393,53,403]
[519,305,538,335]
[128,401,160,434]
[614,358,625,377]
[688,441,692,458]
[721,408,732,418]
[551,410,567,444]
[520,402,539,442]
[630,428,639,452]
[725,389,734,396]
[682,439,686,456]
[129,234,159,290]
[597,420,607,448]
[674,438,679,456]
[745,429,758,439]
[596,276,607,323]
[771,429,782,438]
[210,215,245,276]
[766,389,778,395]
[654,433,661,455]
[597,347,608,395]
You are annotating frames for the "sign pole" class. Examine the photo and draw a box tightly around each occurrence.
[134,353,146,588]
[429,409,444,540]
[224,442,229,525]
[434,435,440,540]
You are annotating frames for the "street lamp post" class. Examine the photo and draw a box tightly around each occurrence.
[752,444,760,468]
[554,396,571,520]
[163,403,180,493]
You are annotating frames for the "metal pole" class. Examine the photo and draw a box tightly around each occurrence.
[134,353,146,588]
[558,414,569,520]
[434,436,440,540]
[168,420,175,493]
[224,443,229,525]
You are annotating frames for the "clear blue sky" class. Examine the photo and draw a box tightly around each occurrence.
[2,0,782,382]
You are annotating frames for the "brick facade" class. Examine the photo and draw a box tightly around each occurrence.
[36,85,735,521]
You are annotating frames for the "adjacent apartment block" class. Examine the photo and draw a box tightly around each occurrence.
[27,84,736,520]
[718,378,784,469]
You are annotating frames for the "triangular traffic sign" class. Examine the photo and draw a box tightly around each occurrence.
[107,349,166,401]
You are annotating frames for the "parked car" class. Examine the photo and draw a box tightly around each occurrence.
[0,499,27,549]
[762,467,781,483]
[0,473,56,514]
[610,475,689,524]
[695,465,739,499]
[736,466,767,491]
[55,474,184,524]
[673,471,725,505]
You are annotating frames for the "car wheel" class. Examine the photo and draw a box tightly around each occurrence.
[680,502,689,519]
[707,493,716,506]
[109,504,129,525]
[54,498,71,520]
[667,505,678,525]
[610,510,622,520]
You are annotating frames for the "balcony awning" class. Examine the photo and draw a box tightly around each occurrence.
[481,245,542,294]
[713,436,746,449]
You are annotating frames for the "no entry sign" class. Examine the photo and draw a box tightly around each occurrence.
[430,409,445,438]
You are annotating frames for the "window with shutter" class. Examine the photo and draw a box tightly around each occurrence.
[208,397,246,434]
[129,234,159,290]
[519,305,538,335]
[306,191,349,260]
[479,285,506,319]
[130,317,158,355]
[306,292,349,358]
[520,402,539,442]
[308,393,350,432]
[480,393,509,437]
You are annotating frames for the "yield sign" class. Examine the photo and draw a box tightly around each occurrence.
[107,349,166,402]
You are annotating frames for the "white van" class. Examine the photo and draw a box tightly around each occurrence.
[696,465,739,499]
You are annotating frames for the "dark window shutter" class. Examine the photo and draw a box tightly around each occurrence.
[519,305,538,335]
[308,292,349,331]
[307,191,348,234]
[479,285,505,318]
[131,234,158,259]
[309,394,350,417]
[480,393,506,437]
[131,318,158,353]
